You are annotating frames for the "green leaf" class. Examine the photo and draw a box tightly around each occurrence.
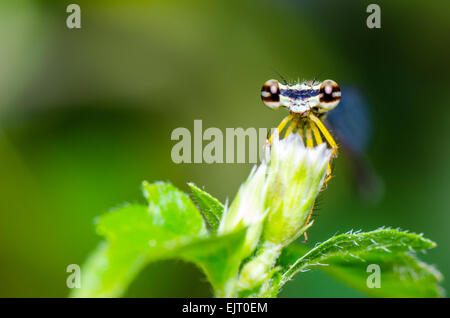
[274,228,443,298]
[71,181,208,297]
[142,181,208,237]
[176,229,247,297]
[188,182,224,233]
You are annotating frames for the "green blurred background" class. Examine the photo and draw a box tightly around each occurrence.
[0,0,449,297]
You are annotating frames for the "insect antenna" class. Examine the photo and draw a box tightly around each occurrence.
[313,72,324,84]
[270,68,288,85]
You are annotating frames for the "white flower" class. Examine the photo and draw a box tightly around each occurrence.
[219,130,331,292]
[218,163,268,258]
[262,131,331,245]
[236,132,332,290]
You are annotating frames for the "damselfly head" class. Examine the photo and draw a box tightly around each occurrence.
[261,78,341,115]
[261,79,281,109]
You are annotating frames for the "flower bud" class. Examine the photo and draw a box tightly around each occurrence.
[262,131,331,246]
[218,163,268,258]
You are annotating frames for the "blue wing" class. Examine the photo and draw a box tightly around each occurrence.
[324,85,384,202]
[325,85,372,154]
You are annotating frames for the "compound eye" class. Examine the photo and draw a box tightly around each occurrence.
[261,79,281,109]
[319,80,341,111]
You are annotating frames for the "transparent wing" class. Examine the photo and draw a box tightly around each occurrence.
[325,86,372,154]
[325,86,384,202]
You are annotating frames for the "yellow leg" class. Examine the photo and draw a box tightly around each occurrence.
[310,121,332,182]
[303,200,316,243]
[284,119,297,138]
[310,121,323,144]
[323,168,333,184]
[304,230,309,243]
[298,125,304,140]
[308,113,338,157]
[269,114,291,144]
[305,125,314,148]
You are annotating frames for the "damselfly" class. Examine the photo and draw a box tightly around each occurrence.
[261,78,341,183]
[261,79,382,200]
